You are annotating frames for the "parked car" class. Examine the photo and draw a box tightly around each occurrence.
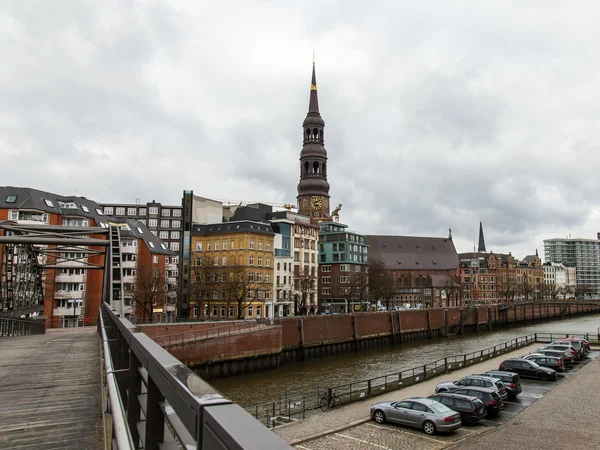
[435,375,508,400]
[498,358,558,381]
[522,353,564,372]
[540,344,581,361]
[452,386,504,417]
[480,370,522,400]
[554,338,588,356]
[536,349,574,366]
[428,392,487,424]
[370,397,461,435]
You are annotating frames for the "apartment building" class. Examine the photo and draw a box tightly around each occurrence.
[190,221,274,319]
[543,262,577,299]
[320,222,369,313]
[100,200,183,254]
[268,218,294,317]
[0,187,173,327]
[544,236,600,297]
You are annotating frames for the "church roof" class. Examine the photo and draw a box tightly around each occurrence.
[365,235,459,271]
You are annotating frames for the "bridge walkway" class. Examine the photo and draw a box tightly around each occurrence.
[0,327,102,450]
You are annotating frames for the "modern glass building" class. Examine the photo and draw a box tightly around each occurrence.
[544,237,600,298]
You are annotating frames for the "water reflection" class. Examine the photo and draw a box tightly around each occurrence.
[210,314,600,407]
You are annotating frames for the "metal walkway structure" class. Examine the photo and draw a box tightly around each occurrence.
[0,221,109,318]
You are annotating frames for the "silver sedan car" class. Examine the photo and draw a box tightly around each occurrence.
[370,397,462,435]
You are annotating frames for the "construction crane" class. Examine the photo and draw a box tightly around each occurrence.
[211,198,296,210]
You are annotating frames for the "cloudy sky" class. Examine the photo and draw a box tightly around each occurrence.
[2,1,599,258]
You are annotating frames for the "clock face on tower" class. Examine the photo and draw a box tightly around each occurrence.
[310,197,323,210]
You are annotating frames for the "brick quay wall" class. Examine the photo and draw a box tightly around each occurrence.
[168,302,600,379]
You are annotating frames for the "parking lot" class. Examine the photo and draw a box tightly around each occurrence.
[294,351,598,450]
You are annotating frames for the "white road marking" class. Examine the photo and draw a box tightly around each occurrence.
[518,393,543,398]
[335,432,392,449]
[365,423,447,444]
[498,410,518,416]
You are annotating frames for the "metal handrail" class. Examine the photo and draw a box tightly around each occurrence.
[99,311,135,449]
[98,303,292,449]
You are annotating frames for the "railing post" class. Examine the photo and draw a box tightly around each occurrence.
[145,376,165,449]
[127,351,142,449]
[367,379,372,396]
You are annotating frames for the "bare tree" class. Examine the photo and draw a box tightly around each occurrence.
[131,260,167,321]
[294,265,316,316]
[497,274,517,303]
[189,254,218,318]
[442,275,463,307]
[354,265,369,311]
[368,259,395,310]
[225,265,265,320]
[518,279,534,303]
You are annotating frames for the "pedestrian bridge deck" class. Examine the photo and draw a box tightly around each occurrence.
[0,327,102,450]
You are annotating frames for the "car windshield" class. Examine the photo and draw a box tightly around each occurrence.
[429,402,451,414]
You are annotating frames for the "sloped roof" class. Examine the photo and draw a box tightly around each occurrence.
[119,219,173,256]
[364,235,459,271]
[0,186,172,256]
[522,254,537,263]
[0,186,106,222]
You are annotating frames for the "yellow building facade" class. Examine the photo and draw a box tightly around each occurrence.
[190,221,275,319]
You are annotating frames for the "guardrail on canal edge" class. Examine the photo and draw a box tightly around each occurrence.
[245,331,592,428]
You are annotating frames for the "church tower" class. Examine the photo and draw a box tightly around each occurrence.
[297,61,331,223]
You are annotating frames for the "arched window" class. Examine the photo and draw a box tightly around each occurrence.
[304,161,309,174]
[305,129,310,141]
[277,262,280,270]
[313,128,318,138]
[313,161,319,173]
[322,162,326,176]
[319,129,324,142]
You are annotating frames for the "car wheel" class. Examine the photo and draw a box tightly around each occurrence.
[539,372,548,381]
[422,420,436,435]
[373,410,386,424]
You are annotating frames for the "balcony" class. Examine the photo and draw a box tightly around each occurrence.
[54,291,86,300]
[121,246,137,254]
[122,261,136,269]
[123,275,136,284]
[53,306,83,316]
[54,274,86,283]
[166,263,177,271]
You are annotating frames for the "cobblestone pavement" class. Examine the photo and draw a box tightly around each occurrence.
[294,422,489,450]
[274,343,541,445]
[449,351,600,450]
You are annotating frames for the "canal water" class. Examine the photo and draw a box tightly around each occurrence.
[210,313,600,408]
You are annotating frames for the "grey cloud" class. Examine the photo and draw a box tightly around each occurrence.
[2,0,600,260]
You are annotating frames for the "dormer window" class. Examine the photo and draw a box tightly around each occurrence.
[6,195,16,203]
[44,199,54,207]
[81,205,90,213]
[96,209,104,215]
